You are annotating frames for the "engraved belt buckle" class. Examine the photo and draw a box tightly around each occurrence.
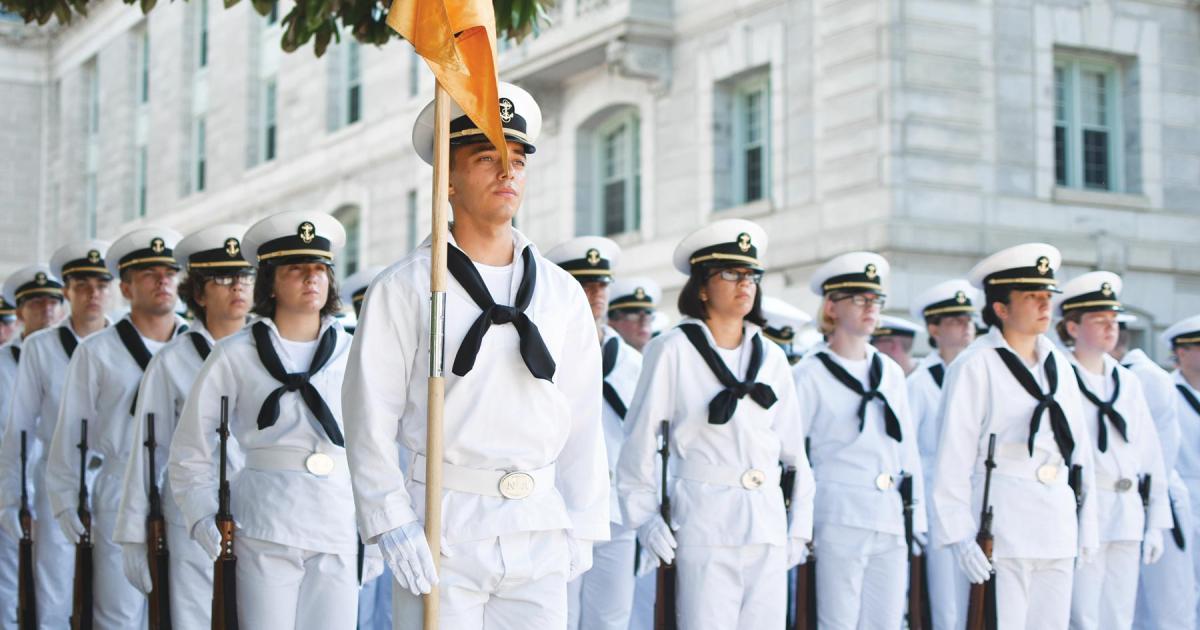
[1115,478,1134,492]
[305,453,335,477]
[498,471,535,499]
[1036,464,1059,484]
[741,469,766,490]
[875,473,895,491]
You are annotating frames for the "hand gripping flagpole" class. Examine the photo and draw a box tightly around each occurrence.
[424,81,451,630]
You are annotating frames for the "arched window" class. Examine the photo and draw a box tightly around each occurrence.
[575,106,641,236]
[333,204,361,283]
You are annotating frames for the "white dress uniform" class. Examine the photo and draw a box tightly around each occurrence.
[44,227,187,629]
[1054,273,1171,630]
[0,242,110,630]
[1165,315,1200,626]
[617,220,815,630]
[546,237,642,630]
[906,279,980,630]
[932,244,1099,630]
[0,310,29,629]
[112,224,250,628]
[1126,341,1197,629]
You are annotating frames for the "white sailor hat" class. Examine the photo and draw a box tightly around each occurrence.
[910,279,980,322]
[673,219,767,275]
[107,227,183,277]
[809,251,888,297]
[412,82,541,166]
[51,240,112,282]
[341,266,386,314]
[175,224,252,274]
[1117,312,1138,327]
[872,315,920,340]
[608,277,661,314]
[967,243,1061,294]
[3,264,64,306]
[1162,314,1200,349]
[545,236,620,283]
[0,298,14,321]
[1055,271,1123,316]
[242,211,346,267]
[761,296,812,345]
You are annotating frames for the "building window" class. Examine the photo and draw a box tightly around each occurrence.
[194,117,206,192]
[714,69,771,210]
[1055,56,1122,192]
[594,110,640,236]
[346,42,362,125]
[84,58,100,235]
[262,78,277,161]
[135,147,148,217]
[406,189,419,250]
[86,61,100,136]
[84,174,97,238]
[328,41,363,131]
[334,205,361,281]
[138,29,150,104]
[197,0,209,69]
[408,51,421,98]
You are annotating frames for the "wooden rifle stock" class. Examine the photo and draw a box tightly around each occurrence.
[70,420,93,630]
[17,431,37,630]
[965,434,997,630]
[211,397,238,630]
[653,421,677,630]
[145,413,173,629]
[901,474,931,630]
[791,437,816,630]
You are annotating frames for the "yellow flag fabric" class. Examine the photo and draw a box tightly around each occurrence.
[388,0,509,170]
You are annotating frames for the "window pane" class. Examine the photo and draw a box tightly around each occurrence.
[196,118,206,191]
[745,146,763,202]
[140,31,150,103]
[348,86,361,124]
[603,181,626,235]
[198,0,209,68]
[1054,67,1065,123]
[1083,129,1109,190]
[1081,70,1106,127]
[1054,124,1068,186]
[137,147,148,216]
[744,89,762,145]
[603,124,626,180]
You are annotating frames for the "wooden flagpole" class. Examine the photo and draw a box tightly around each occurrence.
[423,81,451,630]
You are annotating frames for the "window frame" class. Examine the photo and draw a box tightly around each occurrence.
[590,109,641,237]
[196,0,209,70]
[1054,54,1124,193]
[261,77,277,162]
[731,72,770,206]
[345,41,362,126]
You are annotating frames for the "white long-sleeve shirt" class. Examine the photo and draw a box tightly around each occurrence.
[169,317,356,555]
[793,341,925,537]
[601,325,640,528]
[908,351,948,481]
[0,336,23,439]
[45,314,187,520]
[1122,349,1182,475]
[1069,353,1170,542]
[341,229,610,547]
[616,318,814,548]
[932,328,1099,559]
[1175,372,1200,491]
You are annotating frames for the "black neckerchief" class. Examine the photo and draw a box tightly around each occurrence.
[8,345,18,363]
[116,319,186,415]
[994,347,1075,465]
[929,363,945,389]
[251,321,344,446]
[602,336,627,419]
[814,351,903,442]
[58,326,78,358]
[1072,365,1127,453]
[678,323,776,425]
[189,332,212,361]
[1179,383,1200,419]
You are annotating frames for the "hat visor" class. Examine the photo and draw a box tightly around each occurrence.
[64,270,114,281]
[828,287,886,297]
[450,133,536,155]
[122,261,182,273]
[259,254,333,267]
[694,260,765,273]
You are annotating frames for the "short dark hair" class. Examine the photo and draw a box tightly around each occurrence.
[252,262,342,320]
[981,287,1014,331]
[676,269,765,326]
[177,271,208,322]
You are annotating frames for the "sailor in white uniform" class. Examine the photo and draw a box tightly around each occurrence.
[792,251,924,630]
[760,296,812,365]
[871,315,921,376]
[45,228,189,629]
[932,243,1099,630]
[1163,314,1200,627]
[617,219,815,630]
[112,224,254,627]
[906,279,979,630]
[0,299,17,346]
[548,237,642,630]
[341,83,608,630]
[1052,272,1169,630]
[607,277,661,354]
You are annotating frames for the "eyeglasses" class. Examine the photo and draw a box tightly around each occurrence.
[833,294,886,309]
[209,271,257,287]
[611,310,654,323]
[710,269,764,284]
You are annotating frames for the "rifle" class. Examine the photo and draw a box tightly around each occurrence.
[17,431,37,630]
[145,414,173,629]
[70,420,94,630]
[900,473,931,630]
[211,397,238,630]
[1139,474,1153,548]
[791,438,816,630]
[1069,464,1084,516]
[652,421,676,630]
[965,434,997,630]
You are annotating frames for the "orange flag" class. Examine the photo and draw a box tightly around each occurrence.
[389,0,509,170]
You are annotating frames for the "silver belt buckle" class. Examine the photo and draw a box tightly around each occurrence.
[305,453,335,477]
[1036,464,1059,484]
[875,473,894,491]
[498,471,535,499]
[741,469,766,490]
[1115,478,1134,492]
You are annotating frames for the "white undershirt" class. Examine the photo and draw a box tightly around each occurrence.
[828,351,871,385]
[715,343,746,377]
[278,337,319,370]
[473,261,515,305]
[141,335,167,354]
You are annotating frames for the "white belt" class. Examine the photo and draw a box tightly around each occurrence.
[988,443,1067,486]
[411,454,555,500]
[1095,471,1137,493]
[245,447,347,478]
[675,459,780,491]
[816,469,904,492]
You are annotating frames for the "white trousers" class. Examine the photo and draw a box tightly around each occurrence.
[92,508,147,629]
[627,564,655,630]
[814,523,906,630]
[568,525,635,630]
[236,535,359,630]
[393,529,569,630]
[0,526,15,630]
[1070,541,1140,630]
[673,543,785,630]
[166,520,215,629]
[925,537,969,630]
[993,556,1074,630]
[357,565,393,630]
[33,474,74,630]
[1134,485,1196,630]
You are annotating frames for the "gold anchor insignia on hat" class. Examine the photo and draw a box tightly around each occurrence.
[225,238,241,258]
[298,221,316,244]
[150,238,166,255]
[955,290,967,304]
[737,232,752,253]
[1101,282,1113,297]
[586,248,601,266]
[634,287,647,300]
[34,272,47,286]
[87,249,101,264]
[499,98,515,124]
[865,263,878,279]
[1036,256,1051,275]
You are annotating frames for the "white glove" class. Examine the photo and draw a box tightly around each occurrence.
[121,543,153,594]
[192,518,223,562]
[380,521,439,597]
[56,510,85,542]
[787,538,810,568]
[952,539,991,584]
[634,541,659,578]
[1142,528,1165,565]
[566,536,593,581]
[0,507,20,541]
[636,515,677,566]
